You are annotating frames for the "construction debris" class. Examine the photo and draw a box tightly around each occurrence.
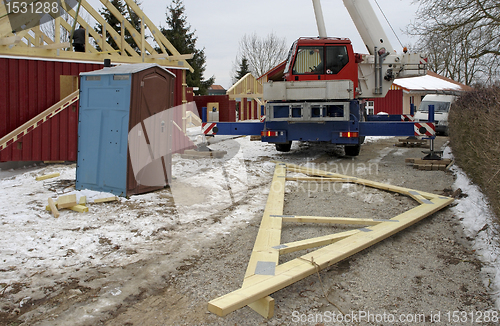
[406,158,454,171]
[44,195,117,216]
[47,198,59,218]
[35,173,60,181]
[181,149,227,159]
[93,197,119,204]
[45,202,89,213]
[181,144,227,159]
[45,194,90,215]
[69,205,89,213]
[56,194,77,209]
[396,138,429,148]
[45,179,76,194]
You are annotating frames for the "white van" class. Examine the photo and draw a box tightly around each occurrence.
[415,94,456,136]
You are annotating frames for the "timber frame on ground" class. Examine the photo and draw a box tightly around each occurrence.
[208,162,454,318]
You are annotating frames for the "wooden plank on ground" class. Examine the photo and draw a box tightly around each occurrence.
[207,162,455,318]
[242,163,287,318]
[276,230,360,255]
[93,196,119,203]
[70,205,89,213]
[48,198,59,218]
[35,173,60,181]
[398,138,426,143]
[208,196,454,317]
[285,177,352,182]
[284,162,437,198]
[57,194,77,209]
[281,216,383,225]
[411,159,452,165]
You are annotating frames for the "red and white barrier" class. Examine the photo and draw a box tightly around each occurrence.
[414,122,435,137]
[202,122,218,135]
[401,115,414,122]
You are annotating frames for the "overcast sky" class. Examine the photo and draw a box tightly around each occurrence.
[87,0,421,88]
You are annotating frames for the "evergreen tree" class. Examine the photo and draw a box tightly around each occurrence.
[95,0,125,51]
[124,0,144,52]
[95,0,145,53]
[232,57,251,84]
[161,0,214,95]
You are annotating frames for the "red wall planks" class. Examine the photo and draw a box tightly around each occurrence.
[0,58,103,162]
[0,58,186,162]
[193,95,236,122]
[372,89,404,115]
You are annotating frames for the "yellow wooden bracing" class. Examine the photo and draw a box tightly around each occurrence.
[208,162,454,318]
[226,72,264,101]
[0,0,193,71]
[0,90,79,151]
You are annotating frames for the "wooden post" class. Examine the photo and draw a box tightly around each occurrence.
[121,20,126,56]
[141,16,145,62]
[48,198,60,218]
[55,17,61,45]
[182,70,187,104]
[102,23,106,52]
[85,26,89,53]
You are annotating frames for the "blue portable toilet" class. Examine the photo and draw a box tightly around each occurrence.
[76,63,176,196]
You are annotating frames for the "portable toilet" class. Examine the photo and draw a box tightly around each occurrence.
[76,63,179,197]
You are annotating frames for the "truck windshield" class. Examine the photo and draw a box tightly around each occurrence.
[419,101,450,113]
[293,46,323,74]
[292,45,349,75]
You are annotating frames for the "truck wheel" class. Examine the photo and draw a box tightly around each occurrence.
[275,142,292,152]
[344,144,361,156]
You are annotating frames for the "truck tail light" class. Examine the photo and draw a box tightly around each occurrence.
[261,130,279,137]
[340,132,359,138]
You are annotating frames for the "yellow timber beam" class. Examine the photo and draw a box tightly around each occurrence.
[207,162,454,318]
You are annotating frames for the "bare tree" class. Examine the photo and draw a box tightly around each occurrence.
[40,7,92,45]
[234,32,288,79]
[40,11,74,43]
[409,0,500,85]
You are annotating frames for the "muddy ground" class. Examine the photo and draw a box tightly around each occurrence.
[1,136,497,325]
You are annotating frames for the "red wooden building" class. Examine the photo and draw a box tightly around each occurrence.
[0,1,193,163]
[0,57,189,162]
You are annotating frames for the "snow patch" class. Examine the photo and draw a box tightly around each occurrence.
[446,146,500,309]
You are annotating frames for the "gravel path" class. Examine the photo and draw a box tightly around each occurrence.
[5,136,496,326]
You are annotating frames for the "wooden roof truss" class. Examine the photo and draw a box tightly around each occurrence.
[208,162,454,318]
[227,72,264,105]
[0,0,193,71]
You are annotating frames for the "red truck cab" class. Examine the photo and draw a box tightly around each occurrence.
[283,37,361,95]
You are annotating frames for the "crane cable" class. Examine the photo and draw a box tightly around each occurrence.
[373,0,404,49]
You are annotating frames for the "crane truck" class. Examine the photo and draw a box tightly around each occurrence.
[202,0,431,156]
